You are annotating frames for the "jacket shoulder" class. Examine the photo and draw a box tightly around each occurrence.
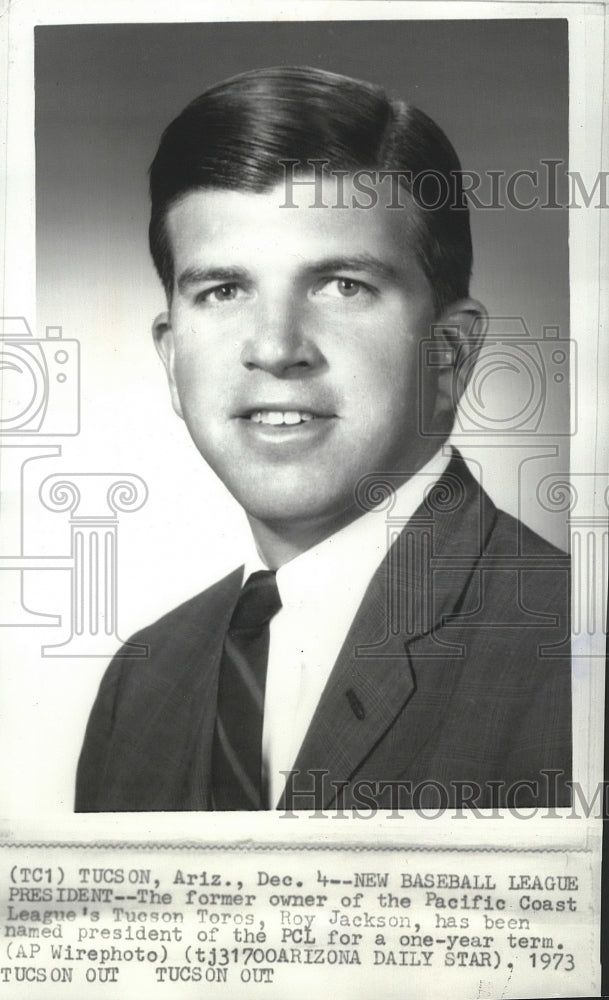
[488,505,568,556]
[483,503,569,612]
[75,566,243,811]
[123,566,244,654]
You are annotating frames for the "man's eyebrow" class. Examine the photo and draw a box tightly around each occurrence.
[306,255,401,282]
[177,266,250,294]
[176,255,401,294]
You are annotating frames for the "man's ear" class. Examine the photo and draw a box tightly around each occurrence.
[428,298,488,434]
[152,311,183,419]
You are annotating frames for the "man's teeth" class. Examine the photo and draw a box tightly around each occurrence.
[249,410,315,425]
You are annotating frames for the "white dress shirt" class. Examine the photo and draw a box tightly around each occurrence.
[242,449,450,807]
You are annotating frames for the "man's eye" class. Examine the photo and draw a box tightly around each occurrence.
[197,283,241,304]
[316,278,370,299]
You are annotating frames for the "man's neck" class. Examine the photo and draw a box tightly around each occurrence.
[246,504,363,569]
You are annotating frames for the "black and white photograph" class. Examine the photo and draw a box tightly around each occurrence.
[0,3,605,998]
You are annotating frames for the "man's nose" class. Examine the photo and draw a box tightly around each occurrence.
[240,297,323,377]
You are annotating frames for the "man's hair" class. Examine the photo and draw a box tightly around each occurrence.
[149,66,472,313]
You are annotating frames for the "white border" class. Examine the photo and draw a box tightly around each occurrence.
[1,1,606,852]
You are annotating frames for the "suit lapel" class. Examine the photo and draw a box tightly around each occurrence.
[282,454,498,809]
[178,567,246,809]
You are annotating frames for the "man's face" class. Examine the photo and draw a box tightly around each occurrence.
[156,181,455,543]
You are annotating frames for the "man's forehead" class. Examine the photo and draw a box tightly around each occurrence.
[166,181,421,268]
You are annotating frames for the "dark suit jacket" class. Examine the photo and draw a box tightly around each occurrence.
[75,454,571,812]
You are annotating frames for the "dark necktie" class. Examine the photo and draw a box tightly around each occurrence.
[211,570,282,810]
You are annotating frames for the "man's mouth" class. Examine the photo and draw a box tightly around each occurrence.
[247,410,316,426]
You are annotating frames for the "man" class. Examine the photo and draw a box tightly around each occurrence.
[75,66,571,812]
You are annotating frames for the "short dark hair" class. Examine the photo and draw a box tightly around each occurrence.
[149,66,472,313]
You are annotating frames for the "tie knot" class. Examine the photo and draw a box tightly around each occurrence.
[230,570,282,631]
